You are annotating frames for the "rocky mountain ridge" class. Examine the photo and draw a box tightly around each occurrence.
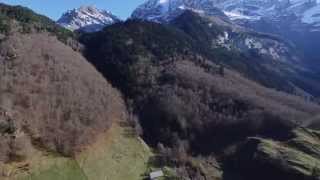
[132,0,320,28]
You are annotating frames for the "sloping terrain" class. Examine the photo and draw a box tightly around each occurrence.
[228,128,320,180]
[132,1,320,98]
[1,122,152,180]
[75,122,152,180]
[0,4,155,180]
[170,11,320,98]
[81,16,320,179]
[0,32,126,158]
[0,2,320,180]
[240,15,320,67]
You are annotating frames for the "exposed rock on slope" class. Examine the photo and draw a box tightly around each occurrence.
[239,14,320,65]
[171,11,320,98]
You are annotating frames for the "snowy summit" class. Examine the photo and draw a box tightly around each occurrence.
[131,0,225,22]
[57,6,120,32]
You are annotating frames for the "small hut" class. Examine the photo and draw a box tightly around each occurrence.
[149,170,164,180]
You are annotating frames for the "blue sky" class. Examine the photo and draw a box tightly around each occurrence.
[1,0,146,20]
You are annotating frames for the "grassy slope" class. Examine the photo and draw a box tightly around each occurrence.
[1,123,152,180]
[231,128,320,179]
[77,123,153,180]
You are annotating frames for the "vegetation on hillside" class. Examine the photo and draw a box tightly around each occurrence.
[0,3,74,42]
[228,128,320,180]
[171,11,320,96]
[0,121,152,180]
[0,33,125,163]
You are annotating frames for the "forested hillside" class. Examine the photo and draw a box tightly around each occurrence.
[81,15,320,179]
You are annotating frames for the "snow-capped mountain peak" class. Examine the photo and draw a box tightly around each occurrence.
[132,0,227,22]
[132,0,320,27]
[57,6,120,32]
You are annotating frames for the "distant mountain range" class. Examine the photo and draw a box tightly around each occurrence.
[58,0,320,32]
[132,0,320,28]
[57,1,320,61]
[131,0,320,62]
[57,0,320,32]
[55,1,320,98]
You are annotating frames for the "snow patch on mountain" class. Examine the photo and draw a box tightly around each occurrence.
[302,5,320,26]
[223,11,256,20]
[57,6,120,32]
